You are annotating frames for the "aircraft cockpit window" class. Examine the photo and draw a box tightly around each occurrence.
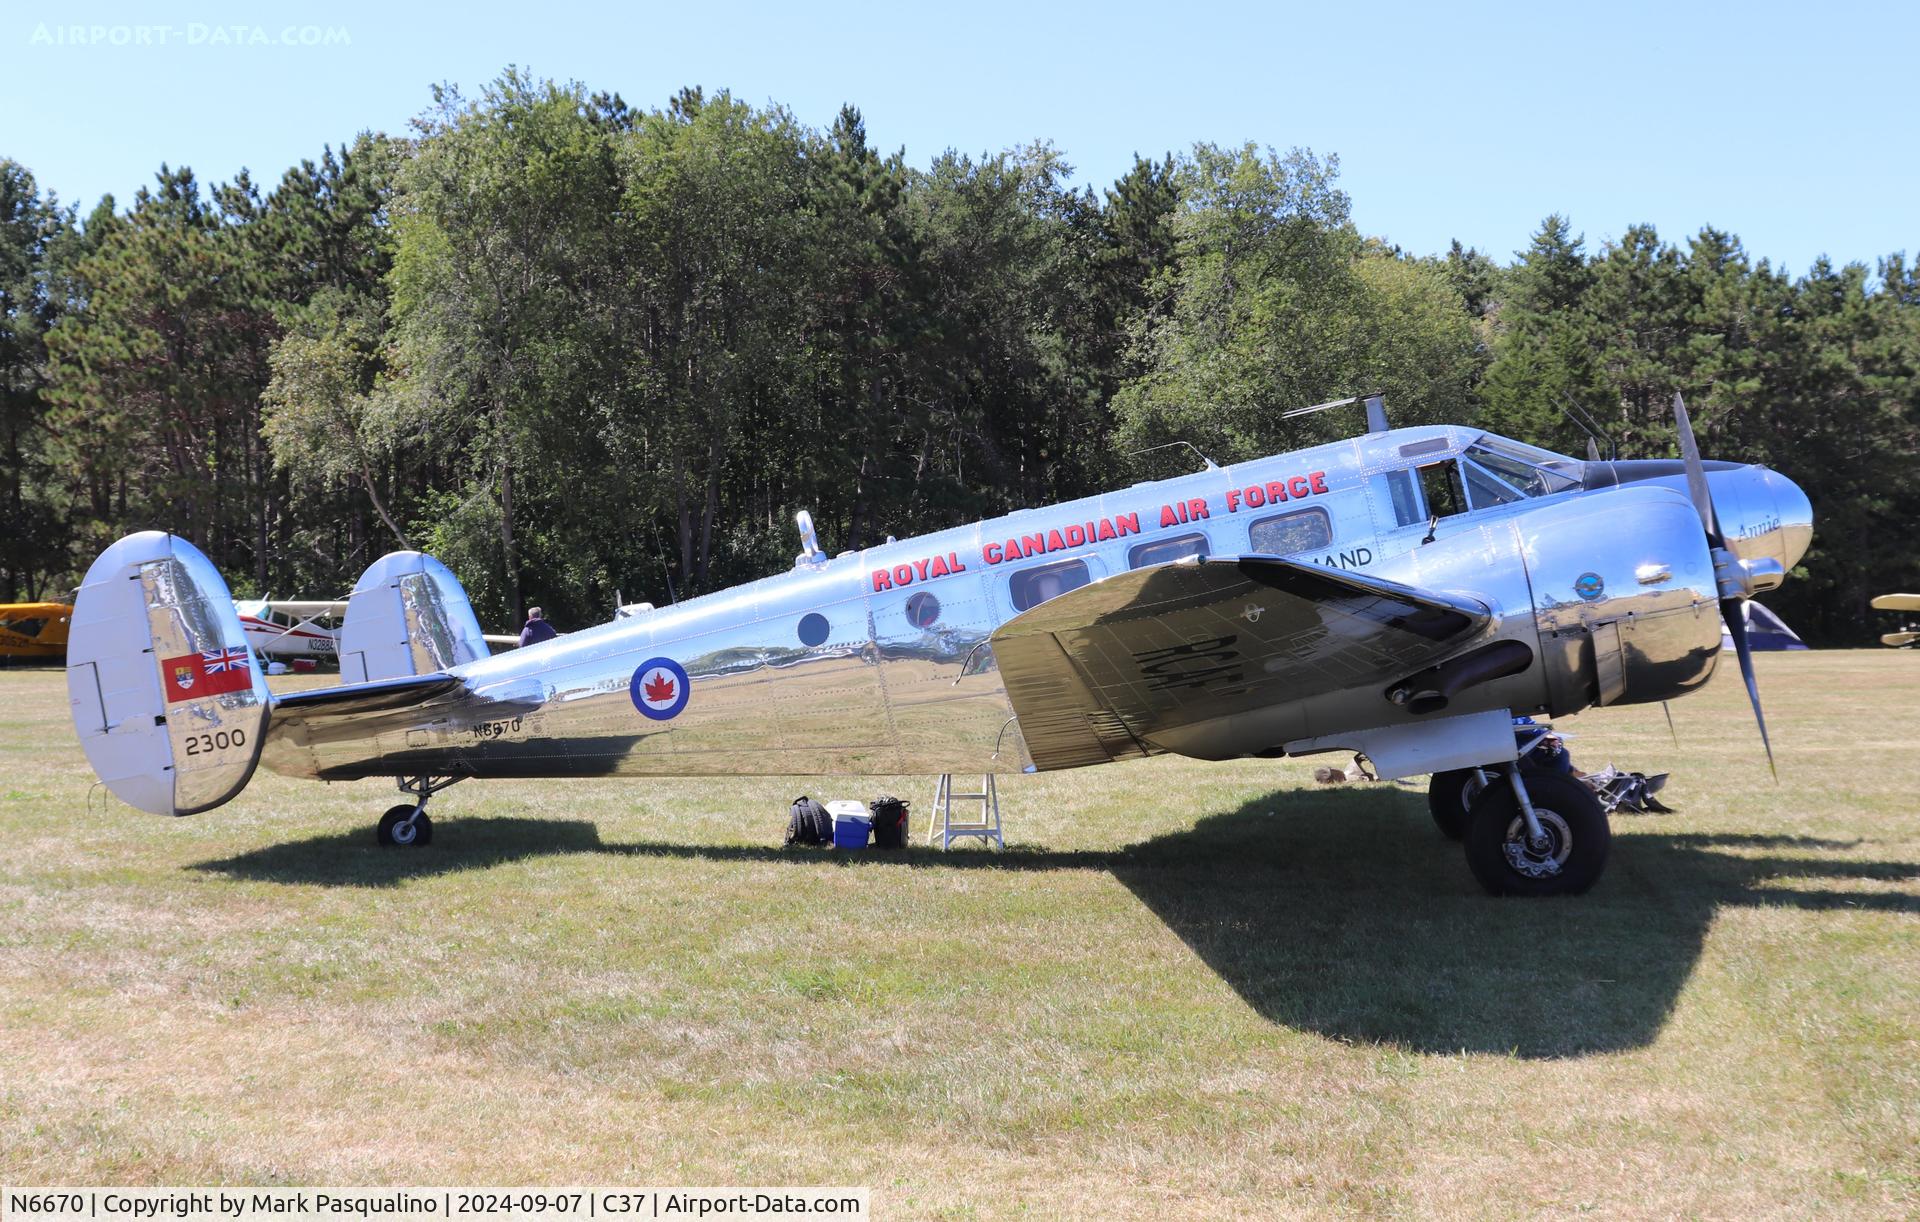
[1465,441,1581,498]
[1416,462,1468,519]
[1010,559,1092,612]
[1248,507,1333,555]
[1128,532,1208,569]
[1,617,46,636]
[1461,459,1527,510]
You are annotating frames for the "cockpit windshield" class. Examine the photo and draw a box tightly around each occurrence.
[1464,437,1583,499]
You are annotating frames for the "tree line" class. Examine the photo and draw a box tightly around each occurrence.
[3,72,1914,644]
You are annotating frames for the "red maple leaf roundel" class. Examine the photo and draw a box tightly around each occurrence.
[643,671,677,704]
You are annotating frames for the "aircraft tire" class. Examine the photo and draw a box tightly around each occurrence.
[1464,771,1608,897]
[377,804,433,847]
[1429,762,1557,840]
[1428,768,1493,840]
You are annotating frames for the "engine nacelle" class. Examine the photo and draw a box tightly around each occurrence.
[1521,485,1723,714]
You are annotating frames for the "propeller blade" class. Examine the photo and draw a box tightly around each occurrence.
[1671,392,1723,546]
[1722,597,1777,782]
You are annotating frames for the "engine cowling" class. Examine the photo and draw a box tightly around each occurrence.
[1521,484,1724,715]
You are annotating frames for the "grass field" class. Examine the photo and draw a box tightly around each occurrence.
[1,652,1916,1217]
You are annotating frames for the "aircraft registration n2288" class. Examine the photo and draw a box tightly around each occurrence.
[64,394,1811,896]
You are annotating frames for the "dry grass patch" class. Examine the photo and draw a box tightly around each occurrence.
[0,653,1915,1217]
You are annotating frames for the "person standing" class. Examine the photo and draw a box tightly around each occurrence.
[518,606,558,648]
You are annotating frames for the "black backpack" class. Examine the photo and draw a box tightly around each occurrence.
[869,795,910,849]
[785,796,833,847]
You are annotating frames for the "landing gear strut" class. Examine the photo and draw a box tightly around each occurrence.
[1463,768,1609,896]
[375,775,462,847]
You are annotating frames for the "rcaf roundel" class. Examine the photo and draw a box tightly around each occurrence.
[629,656,691,721]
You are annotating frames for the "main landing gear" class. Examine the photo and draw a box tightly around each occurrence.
[376,775,462,847]
[1459,768,1609,896]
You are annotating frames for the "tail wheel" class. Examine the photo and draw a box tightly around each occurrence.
[1464,771,1609,896]
[377,803,433,847]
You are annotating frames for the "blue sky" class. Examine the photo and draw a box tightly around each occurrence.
[4,0,1911,274]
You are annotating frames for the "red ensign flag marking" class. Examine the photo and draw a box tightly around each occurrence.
[160,648,253,704]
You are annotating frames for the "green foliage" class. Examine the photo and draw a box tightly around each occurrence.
[0,160,73,599]
[1113,144,1483,465]
[1480,217,1920,641]
[6,75,1918,643]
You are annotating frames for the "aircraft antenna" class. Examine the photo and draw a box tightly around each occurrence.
[1280,392,1389,433]
[1280,395,1358,419]
[1126,441,1218,472]
[1557,396,1617,461]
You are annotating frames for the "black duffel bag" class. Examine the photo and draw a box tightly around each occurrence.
[869,795,910,849]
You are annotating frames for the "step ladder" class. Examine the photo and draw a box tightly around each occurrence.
[927,773,1004,850]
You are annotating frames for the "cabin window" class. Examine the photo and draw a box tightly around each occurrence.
[1416,462,1468,518]
[905,591,941,628]
[1128,532,1208,569]
[1010,559,1091,612]
[1248,507,1332,555]
[797,612,830,647]
[1383,469,1423,528]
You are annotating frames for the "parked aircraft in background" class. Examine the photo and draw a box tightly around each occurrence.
[1874,593,1920,648]
[0,602,72,663]
[235,598,348,660]
[237,597,521,661]
[64,394,1811,897]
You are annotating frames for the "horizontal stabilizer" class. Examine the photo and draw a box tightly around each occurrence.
[991,555,1491,770]
[273,672,463,719]
[1872,593,1920,612]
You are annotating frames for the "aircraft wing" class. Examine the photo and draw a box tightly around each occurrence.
[257,599,350,618]
[990,555,1491,771]
[483,634,520,648]
[1871,593,1920,612]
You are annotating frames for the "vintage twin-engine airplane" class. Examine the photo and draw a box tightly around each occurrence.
[65,395,1811,896]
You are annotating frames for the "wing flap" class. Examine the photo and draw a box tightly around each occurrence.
[991,556,1491,770]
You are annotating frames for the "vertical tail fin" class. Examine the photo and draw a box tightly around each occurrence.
[337,551,490,683]
[66,532,268,816]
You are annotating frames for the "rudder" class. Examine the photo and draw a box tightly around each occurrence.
[337,551,490,683]
[66,532,269,815]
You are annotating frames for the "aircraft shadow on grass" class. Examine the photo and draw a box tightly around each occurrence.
[192,787,1919,1060]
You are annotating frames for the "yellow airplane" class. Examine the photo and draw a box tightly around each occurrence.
[0,601,73,663]
[1873,593,1920,648]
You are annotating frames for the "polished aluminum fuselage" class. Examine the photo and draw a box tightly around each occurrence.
[258,426,1813,782]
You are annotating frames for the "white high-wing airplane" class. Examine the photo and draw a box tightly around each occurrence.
[234,598,348,660]
[64,395,1811,896]
[236,597,520,661]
